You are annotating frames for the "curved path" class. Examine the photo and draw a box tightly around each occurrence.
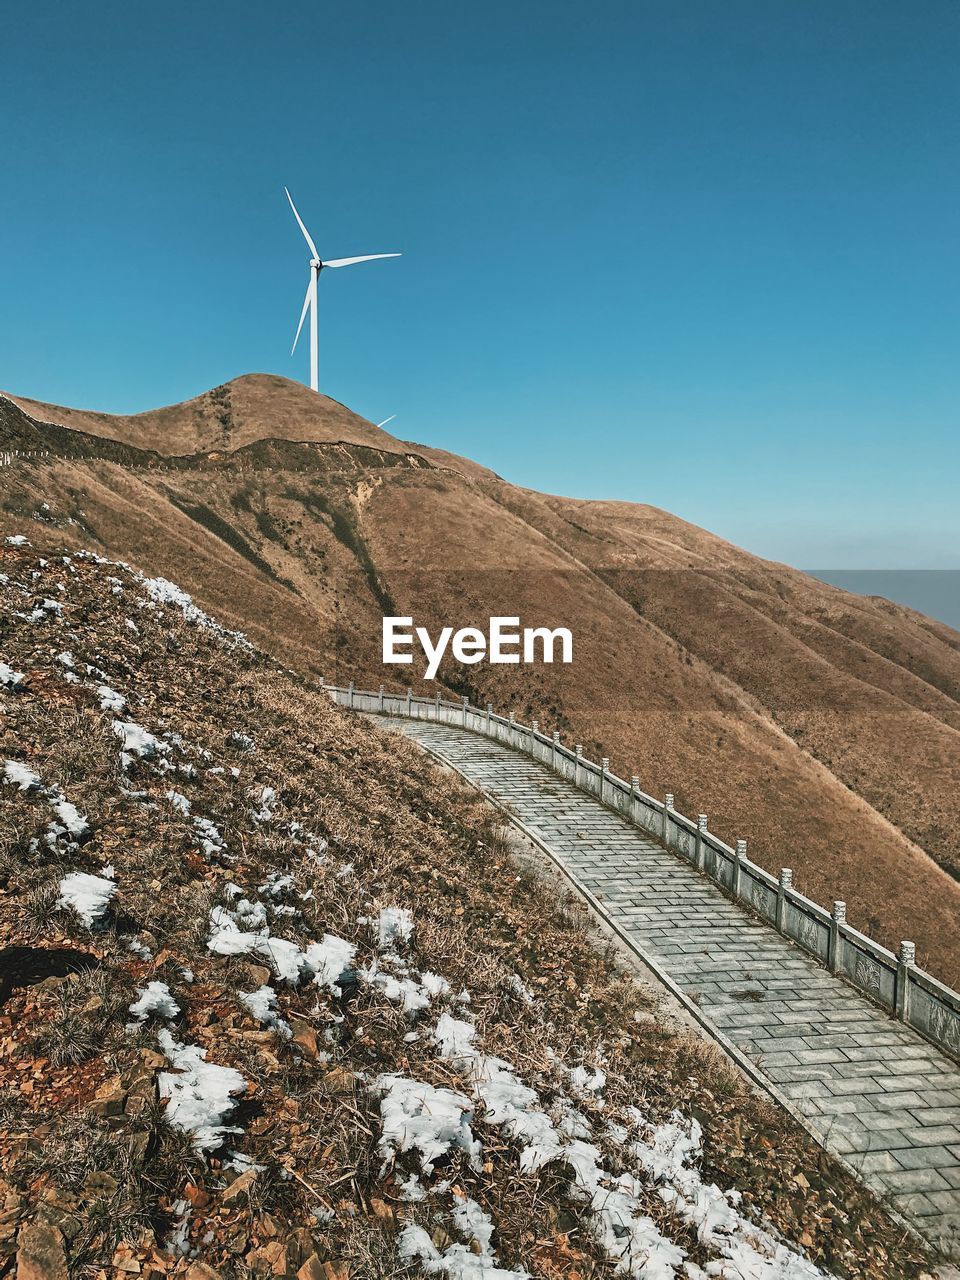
[376,714,960,1258]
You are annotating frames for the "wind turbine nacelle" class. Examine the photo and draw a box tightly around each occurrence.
[310,258,322,270]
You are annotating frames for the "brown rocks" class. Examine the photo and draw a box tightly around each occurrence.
[221,1168,258,1207]
[183,1264,221,1280]
[295,1256,325,1280]
[87,1074,126,1120]
[15,1221,67,1280]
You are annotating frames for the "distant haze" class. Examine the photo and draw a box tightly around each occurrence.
[808,571,960,632]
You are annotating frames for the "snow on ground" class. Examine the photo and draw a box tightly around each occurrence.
[568,1063,607,1098]
[374,1074,482,1175]
[166,789,192,815]
[374,905,415,949]
[428,1010,829,1279]
[619,1109,827,1279]
[251,785,277,823]
[399,1195,531,1279]
[139,574,249,646]
[206,899,356,993]
[98,683,126,711]
[433,1015,561,1172]
[129,981,181,1023]
[2,756,91,846]
[3,759,41,791]
[194,816,228,861]
[113,718,170,764]
[52,798,89,838]
[238,985,291,1038]
[0,550,839,1278]
[57,870,117,927]
[157,1029,247,1152]
[0,660,24,688]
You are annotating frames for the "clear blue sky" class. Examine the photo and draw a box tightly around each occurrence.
[2,1,957,568]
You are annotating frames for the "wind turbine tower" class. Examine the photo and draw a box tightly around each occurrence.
[284,187,401,393]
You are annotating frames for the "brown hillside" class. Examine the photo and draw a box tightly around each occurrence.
[2,379,959,988]
[0,541,930,1278]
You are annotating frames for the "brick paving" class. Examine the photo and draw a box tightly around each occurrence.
[378,715,960,1254]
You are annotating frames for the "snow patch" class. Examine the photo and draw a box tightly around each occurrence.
[52,799,89,838]
[157,1028,247,1152]
[166,789,192,815]
[58,871,116,927]
[0,662,25,689]
[3,759,41,791]
[113,719,169,762]
[98,684,126,712]
[399,1203,530,1279]
[238,985,291,1038]
[375,906,415,949]
[373,1074,481,1175]
[207,904,355,993]
[129,981,181,1023]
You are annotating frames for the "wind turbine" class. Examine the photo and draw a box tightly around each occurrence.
[284,186,401,393]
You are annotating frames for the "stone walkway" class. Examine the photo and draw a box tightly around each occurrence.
[377,714,960,1257]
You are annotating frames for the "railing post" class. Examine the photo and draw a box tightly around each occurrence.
[694,815,708,871]
[379,683,385,712]
[896,941,915,1021]
[731,837,745,895]
[552,731,560,771]
[599,758,609,804]
[435,691,441,719]
[663,793,674,841]
[829,901,846,974]
[486,702,492,734]
[348,681,355,709]
[776,866,791,930]
[531,719,539,757]
[406,686,412,715]
[575,745,583,787]
[462,695,468,727]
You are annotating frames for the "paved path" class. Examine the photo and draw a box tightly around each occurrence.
[377,715,960,1256]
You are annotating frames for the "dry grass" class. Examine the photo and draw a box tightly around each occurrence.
[0,542,938,1278]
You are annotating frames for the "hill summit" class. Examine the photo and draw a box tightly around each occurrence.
[8,375,408,456]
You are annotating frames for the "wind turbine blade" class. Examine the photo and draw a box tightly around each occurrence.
[284,186,320,260]
[323,253,402,268]
[376,415,396,429]
[291,278,311,355]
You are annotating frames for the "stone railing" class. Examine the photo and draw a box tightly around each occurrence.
[0,450,51,465]
[327,682,960,1062]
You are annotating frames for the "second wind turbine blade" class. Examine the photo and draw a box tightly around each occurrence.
[291,278,312,355]
[323,253,402,268]
[284,186,320,261]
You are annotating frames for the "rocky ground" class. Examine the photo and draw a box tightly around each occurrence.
[0,536,939,1279]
